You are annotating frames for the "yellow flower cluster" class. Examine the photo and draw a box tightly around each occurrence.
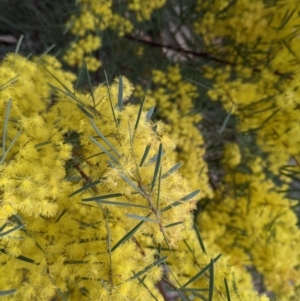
[194,0,299,64]
[199,0,300,174]
[198,144,300,299]
[135,65,213,199]
[166,226,270,301]
[128,0,167,21]
[0,54,200,300]
[63,0,133,71]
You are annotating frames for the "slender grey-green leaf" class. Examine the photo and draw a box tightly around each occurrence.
[44,68,73,94]
[182,189,200,201]
[134,96,146,131]
[126,214,157,223]
[34,140,51,148]
[162,162,182,179]
[84,60,95,107]
[40,44,56,58]
[89,119,120,157]
[77,103,94,119]
[0,75,19,90]
[118,76,123,111]
[193,292,208,301]
[0,223,25,238]
[156,168,162,210]
[83,193,123,202]
[2,99,12,153]
[104,70,118,127]
[208,259,214,301]
[224,278,232,301]
[68,179,101,197]
[111,220,144,252]
[0,249,37,265]
[89,136,120,165]
[176,289,190,301]
[218,105,233,133]
[47,82,84,106]
[151,143,163,192]
[147,150,165,165]
[138,277,159,301]
[165,221,183,228]
[90,199,148,209]
[146,106,155,121]
[15,35,24,55]
[140,144,151,167]
[55,208,68,223]
[128,256,167,281]
[0,289,16,296]
[194,223,206,254]
[117,172,147,198]
[128,121,141,180]
[160,190,200,213]
[160,201,184,213]
[0,130,21,164]
[183,254,222,288]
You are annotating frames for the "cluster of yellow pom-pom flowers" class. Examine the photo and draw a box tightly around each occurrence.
[0,53,271,301]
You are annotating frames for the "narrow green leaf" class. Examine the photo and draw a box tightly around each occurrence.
[183,254,222,288]
[0,249,37,265]
[92,199,148,209]
[40,44,56,58]
[90,119,120,157]
[156,168,162,210]
[83,193,123,202]
[43,67,73,94]
[224,278,232,301]
[47,83,91,113]
[140,144,151,167]
[55,208,68,223]
[146,106,155,121]
[176,289,191,301]
[147,150,165,165]
[128,121,141,180]
[89,136,120,165]
[193,292,208,301]
[126,214,157,223]
[0,130,21,164]
[118,76,123,111]
[128,256,167,281]
[68,179,101,197]
[151,143,163,192]
[182,189,200,201]
[138,277,159,301]
[162,162,182,179]
[165,221,183,228]
[83,60,95,107]
[117,171,147,198]
[34,140,51,148]
[160,190,200,213]
[2,99,12,153]
[134,96,146,131]
[0,75,19,90]
[111,220,144,252]
[218,105,233,133]
[208,259,214,301]
[160,201,185,213]
[104,70,118,127]
[0,289,16,296]
[194,223,207,254]
[0,223,25,238]
[15,35,24,55]
[77,103,94,119]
